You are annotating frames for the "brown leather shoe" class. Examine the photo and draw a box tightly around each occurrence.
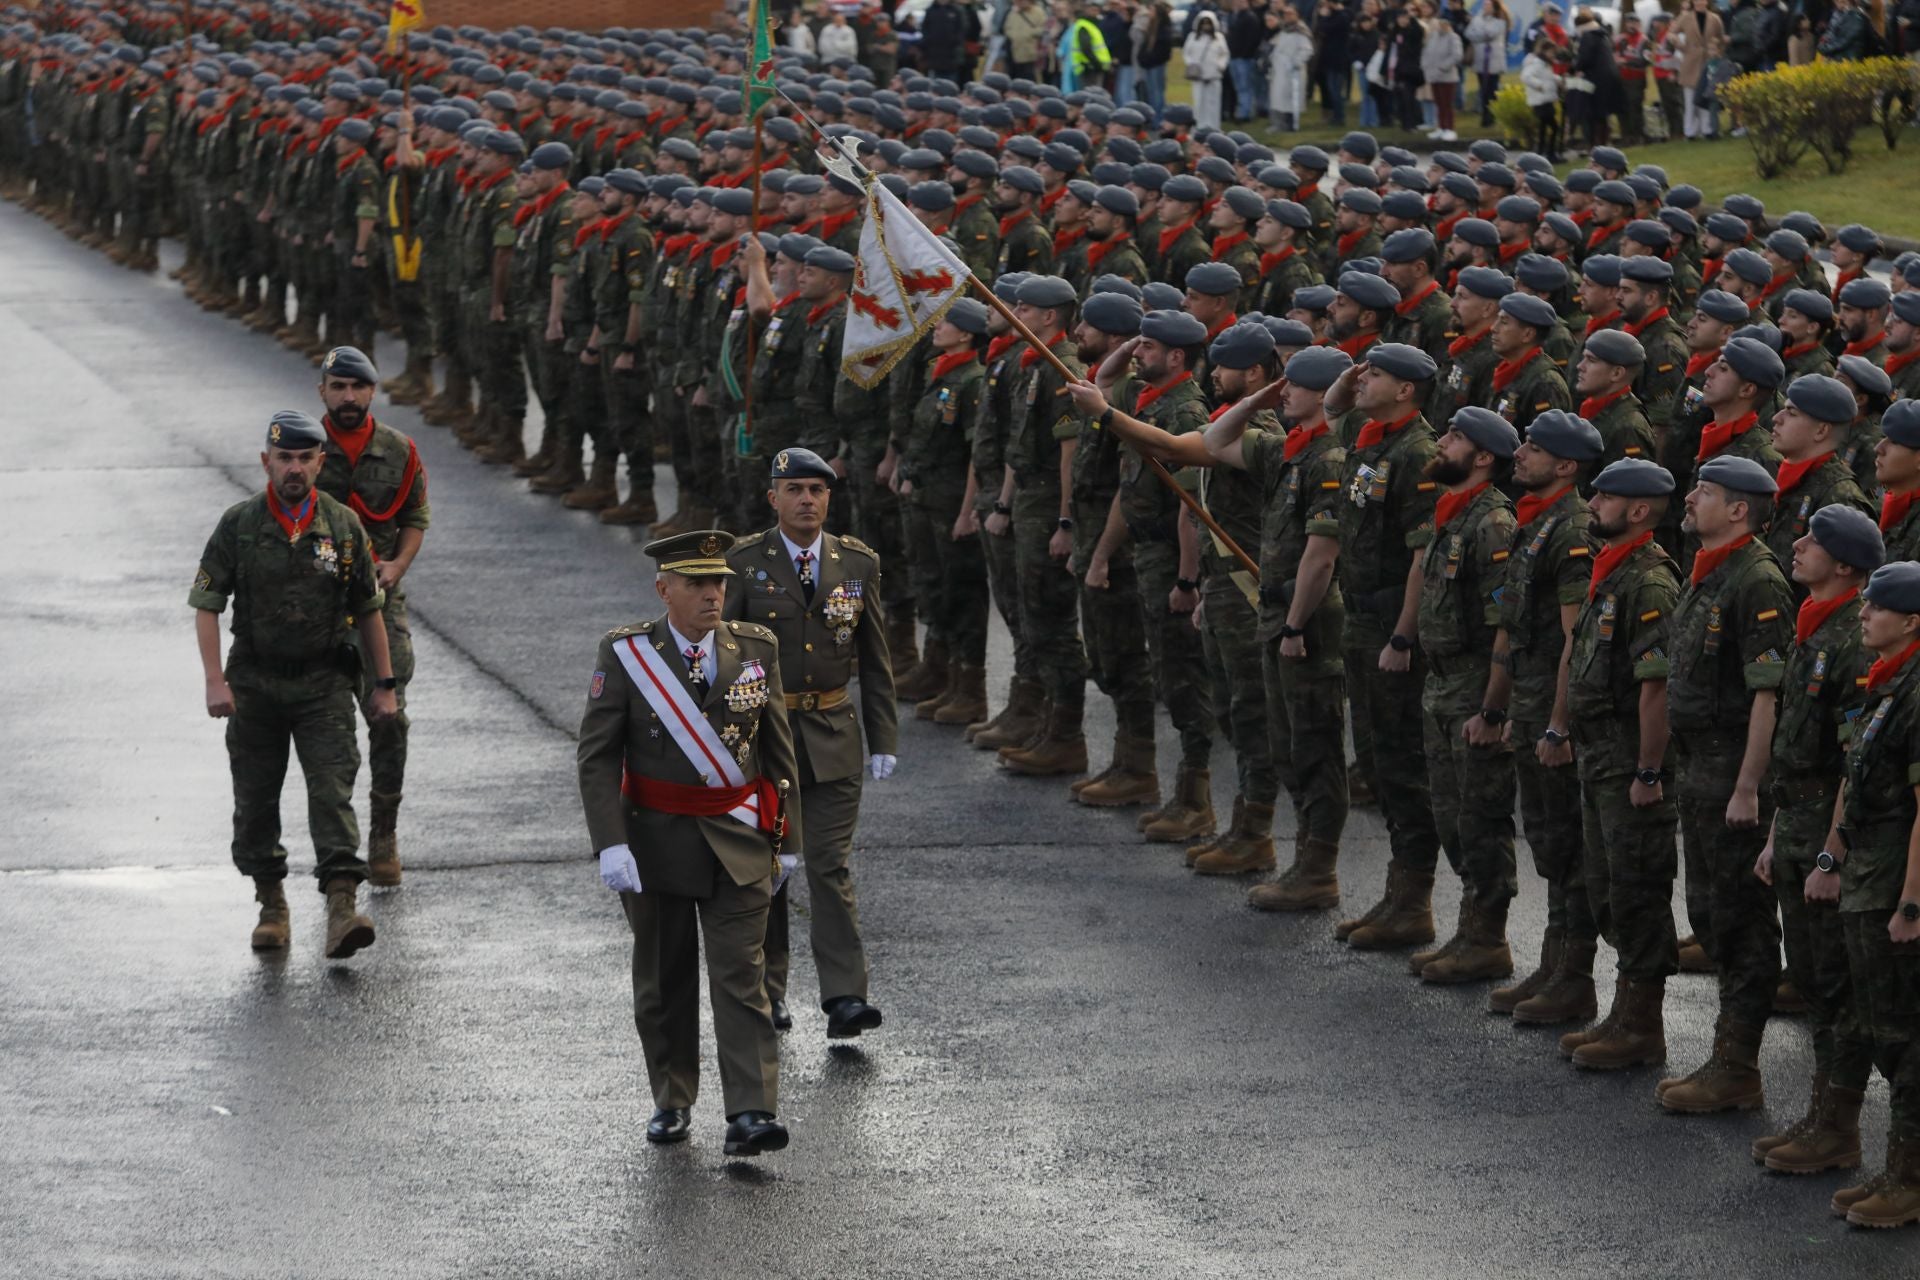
[1076,734,1157,806]
[599,493,660,526]
[1844,1140,1920,1228]
[1421,896,1513,984]
[1753,1074,1825,1163]
[1676,933,1715,973]
[1561,977,1629,1059]
[970,681,1046,751]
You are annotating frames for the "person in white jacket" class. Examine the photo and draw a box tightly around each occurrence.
[1519,38,1567,161]
[1184,13,1230,131]
[1420,11,1465,139]
[817,11,862,63]
[785,11,817,58]
[1267,7,1315,130]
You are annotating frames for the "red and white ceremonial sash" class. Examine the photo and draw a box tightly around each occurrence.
[614,635,764,831]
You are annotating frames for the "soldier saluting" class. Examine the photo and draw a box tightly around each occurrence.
[577,530,798,1158]
[190,411,398,960]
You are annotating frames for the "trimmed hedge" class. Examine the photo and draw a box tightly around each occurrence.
[1720,56,1917,178]
[1492,81,1538,149]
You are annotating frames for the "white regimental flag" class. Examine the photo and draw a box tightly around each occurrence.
[826,139,971,389]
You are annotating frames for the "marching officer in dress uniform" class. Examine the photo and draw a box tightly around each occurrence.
[723,449,896,1038]
[578,529,797,1157]
[190,410,398,959]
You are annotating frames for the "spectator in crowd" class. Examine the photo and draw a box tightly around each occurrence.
[1895,0,1920,56]
[1316,0,1354,124]
[867,12,900,80]
[922,0,981,82]
[1727,0,1789,73]
[1649,13,1684,137]
[784,6,816,57]
[1184,10,1231,129]
[1227,0,1270,122]
[1354,2,1388,127]
[1422,2,1465,140]
[1570,8,1622,151]
[1614,14,1650,144]
[1268,4,1316,129]
[1099,0,1136,98]
[1673,0,1726,140]
[1521,35,1566,161]
[1818,0,1874,58]
[1788,10,1818,63]
[1057,0,1114,90]
[1003,0,1050,79]
[1467,0,1512,127]
[1134,0,1176,117]
[1387,1,1427,132]
[818,7,862,63]
[1525,0,1570,51]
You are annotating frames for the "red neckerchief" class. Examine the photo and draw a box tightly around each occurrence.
[1336,331,1379,361]
[1690,532,1753,585]
[196,109,229,135]
[806,292,845,327]
[1866,638,1920,692]
[1835,267,1862,292]
[1775,451,1832,496]
[1622,306,1670,339]
[1206,313,1239,342]
[660,232,695,258]
[1395,280,1440,316]
[1354,409,1418,450]
[1434,481,1490,531]
[709,238,741,273]
[1212,229,1249,260]
[818,208,859,240]
[1696,410,1759,461]
[1579,386,1629,419]
[998,208,1033,239]
[1448,326,1490,359]
[512,181,569,228]
[572,216,606,249]
[955,192,984,218]
[1796,587,1859,646]
[1019,330,1066,368]
[758,151,791,173]
[1039,184,1067,215]
[1134,371,1194,413]
[322,412,375,466]
[687,240,716,266]
[333,146,367,174]
[1585,219,1623,251]
[1686,347,1721,379]
[1514,484,1571,527]
[1497,238,1528,265]
[1583,311,1620,339]
[1589,530,1653,600]
[1434,210,1465,242]
[1086,234,1121,269]
[1336,228,1368,260]
[1701,255,1725,284]
[754,212,785,233]
[1296,181,1320,201]
[1781,339,1821,363]
[425,144,458,168]
[772,290,803,312]
[266,486,317,541]
[987,334,1019,363]
[1492,346,1542,392]
[1209,403,1235,423]
[470,167,511,197]
[1888,347,1920,379]
[791,215,821,237]
[1259,246,1297,275]
[930,348,977,382]
[1052,224,1087,256]
[1881,487,1920,533]
[1843,331,1887,359]
[518,110,545,132]
[1158,217,1198,257]
[1761,268,1796,300]
[616,130,650,155]
[568,117,594,139]
[1283,421,1329,460]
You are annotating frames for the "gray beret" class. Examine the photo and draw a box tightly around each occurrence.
[1592,179,1636,207]
[1499,293,1558,331]
[1838,354,1893,398]
[1038,142,1081,174]
[1008,273,1074,310]
[1722,248,1772,287]
[1161,174,1208,204]
[1197,155,1238,185]
[1722,335,1786,388]
[1339,188,1382,215]
[1081,291,1143,335]
[1337,161,1377,190]
[1381,191,1430,221]
[1388,166,1430,193]
[1864,562,1920,614]
[992,271,1032,303]
[1524,171,1565,202]
[1786,374,1857,424]
[1338,272,1401,312]
[1809,505,1884,573]
[1222,185,1265,220]
[1765,228,1809,262]
[946,297,991,336]
[1364,341,1437,383]
[1894,292,1920,326]
[784,173,824,195]
[1564,169,1600,194]
[1440,172,1480,203]
[999,164,1045,195]
[320,345,377,383]
[1095,184,1139,217]
[1495,195,1540,223]
[1065,179,1099,206]
[1469,138,1509,164]
[1779,211,1826,243]
[1283,346,1354,390]
[1141,309,1210,346]
[1265,318,1318,349]
[1514,254,1569,293]
[1289,144,1330,172]
[1185,261,1244,298]
[337,117,373,144]
[1657,207,1699,239]
[1621,256,1673,285]
[771,446,836,481]
[1590,146,1629,172]
[1130,163,1172,192]
[1265,199,1313,230]
[1625,219,1670,249]
[1381,228,1435,264]
[1339,131,1379,160]
[1256,164,1299,190]
[1289,284,1336,314]
[1836,223,1884,256]
[1882,400,1920,448]
[1839,278,1892,310]
[803,245,856,273]
[1449,406,1520,459]
[1477,162,1518,191]
[1592,457,1675,496]
[953,150,998,180]
[1582,328,1645,368]
[1666,184,1704,210]
[777,233,823,263]
[711,188,754,217]
[1697,454,1778,495]
[1525,410,1605,462]
[1456,266,1514,300]
[1685,290,1748,328]
[1452,217,1498,249]
[1779,288,1833,324]
[1704,212,1750,244]
[1138,282,1185,312]
[1208,322,1277,370]
[907,180,954,212]
[1735,324,1786,353]
[266,409,326,450]
[482,129,525,156]
[1091,274,1145,300]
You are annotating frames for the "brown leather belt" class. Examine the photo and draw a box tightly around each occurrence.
[785,687,851,711]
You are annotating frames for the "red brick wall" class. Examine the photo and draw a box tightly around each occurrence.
[431,0,723,33]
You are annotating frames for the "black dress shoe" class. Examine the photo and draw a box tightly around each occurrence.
[824,995,884,1039]
[770,998,793,1031]
[723,1111,789,1157]
[646,1107,691,1145]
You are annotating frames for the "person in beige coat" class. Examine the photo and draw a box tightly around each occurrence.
[1671,0,1725,138]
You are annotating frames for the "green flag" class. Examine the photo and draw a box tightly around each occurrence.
[745,0,776,119]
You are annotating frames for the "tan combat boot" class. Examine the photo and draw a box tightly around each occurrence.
[1512,938,1599,1025]
[1077,735,1158,807]
[1334,864,1397,941]
[250,879,290,951]
[997,699,1088,777]
[1408,896,1472,974]
[1346,761,1376,807]
[1183,795,1243,865]
[561,452,619,510]
[367,790,402,888]
[1559,976,1628,1059]
[323,877,376,960]
[1658,1018,1765,1112]
[599,460,659,525]
[512,423,560,477]
[1491,927,1563,1015]
[971,678,1045,750]
[894,637,949,703]
[1422,894,1514,984]
[530,447,587,496]
[887,614,921,683]
[933,664,990,726]
[475,415,527,466]
[1142,768,1214,843]
[1572,977,1667,1071]
[1846,1139,1920,1229]
[1833,1174,1888,1219]
[1248,837,1341,911]
[1192,801,1277,875]
[1773,979,1809,1015]
[1345,867,1436,951]
[1752,1074,1826,1163]
[1767,1083,1863,1175]
[1676,932,1715,973]
[915,664,962,721]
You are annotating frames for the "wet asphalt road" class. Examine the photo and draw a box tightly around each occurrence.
[1,201,1915,1279]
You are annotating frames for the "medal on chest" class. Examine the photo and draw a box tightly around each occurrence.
[1598,595,1617,642]
[824,580,863,645]
[1807,649,1828,697]
[312,535,339,576]
[1863,694,1894,745]
[724,658,770,714]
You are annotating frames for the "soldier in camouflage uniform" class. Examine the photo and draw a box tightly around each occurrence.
[1763,376,1874,595]
[1436,268,1508,426]
[1569,330,1657,474]
[1249,200,1321,320]
[1083,185,1150,287]
[1619,258,1689,450]
[1886,293,1920,400]
[190,411,397,961]
[495,141,576,475]
[948,151,1001,279]
[1150,174,1209,289]
[1879,403,1920,563]
[993,167,1053,276]
[1206,186,1263,311]
[589,168,659,518]
[458,128,526,461]
[1777,289,1838,382]
[1486,293,1571,435]
[1380,229,1450,374]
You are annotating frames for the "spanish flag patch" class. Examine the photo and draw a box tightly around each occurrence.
[1568,546,1591,557]
[1416,481,1437,491]
[1641,609,1662,622]
[1492,550,1509,561]
[1757,608,1780,621]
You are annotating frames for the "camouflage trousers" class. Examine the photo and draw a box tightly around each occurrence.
[391,276,430,365]
[1079,561,1153,728]
[1578,733,1680,981]
[1842,907,1920,1140]
[1422,679,1519,904]
[1134,542,1212,771]
[1345,648,1440,872]
[1514,716,1595,939]
[1264,637,1349,845]
[1774,793,1869,1086]
[848,443,914,621]
[225,667,365,889]
[905,489,989,665]
[1676,732,1781,1028]
[1201,576,1276,806]
[524,329,572,438]
[1011,488,1086,706]
[351,590,415,799]
[464,306,526,422]
[980,503,1030,682]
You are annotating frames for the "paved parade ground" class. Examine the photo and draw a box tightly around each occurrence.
[3,201,1918,1278]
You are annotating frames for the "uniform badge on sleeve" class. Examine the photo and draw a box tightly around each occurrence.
[589,671,606,699]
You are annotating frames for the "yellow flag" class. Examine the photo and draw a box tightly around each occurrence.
[386,0,425,53]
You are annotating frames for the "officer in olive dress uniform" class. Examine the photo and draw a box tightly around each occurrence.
[190,411,398,960]
[578,530,797,1158]
[723,451,896,1039]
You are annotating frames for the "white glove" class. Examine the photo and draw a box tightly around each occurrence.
[772,852,799,895]
[869,753,898,780]
[598,844,643,894]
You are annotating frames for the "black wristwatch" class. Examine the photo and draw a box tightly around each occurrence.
[1815,850,1839,874]
[1540,727,1568,746]
[1388,633,1412,652]
[373,677,398,691]
[1635,767,1663,787]
[1479,707,1507,726]
[993,501,1011,516]
[1278,624,1303,640]
[1056,516,1074,531]
[1176,576,1199,592]
[1098,406,1116,430]
[1901,900,1920,923]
